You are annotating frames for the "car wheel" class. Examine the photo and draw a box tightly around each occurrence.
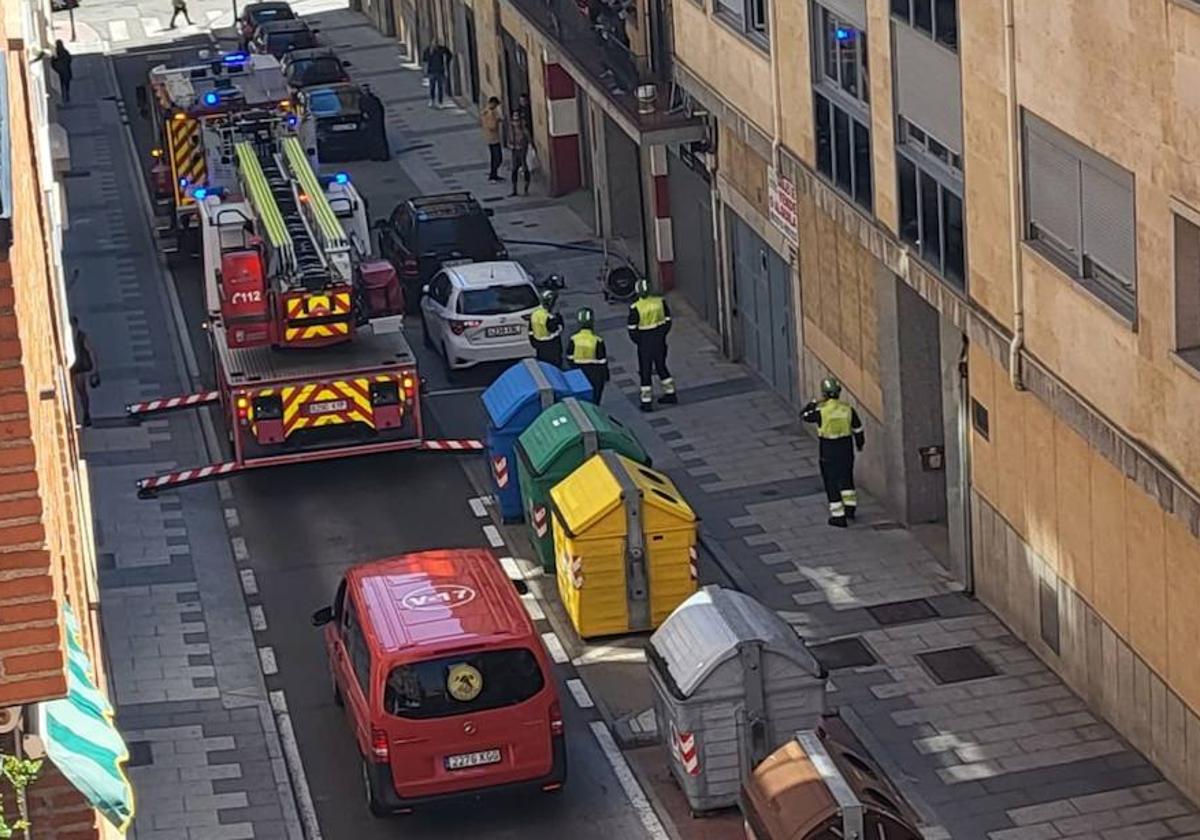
[421,312,433,348]
[362,760,391,818]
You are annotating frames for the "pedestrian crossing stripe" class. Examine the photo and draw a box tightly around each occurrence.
[107,19,129,41]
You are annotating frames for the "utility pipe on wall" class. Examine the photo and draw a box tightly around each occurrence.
[1003,0,1025,390]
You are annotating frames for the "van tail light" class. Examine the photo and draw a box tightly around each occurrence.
[371,728,390,761]
[549,700,564,737]
[448,319,483,336]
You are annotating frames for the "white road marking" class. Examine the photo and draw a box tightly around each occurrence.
[521,594,545,621]
[541,632,569,664]
[206,9,224,22]
[249,605,267,632]
[468,497,487,518]
[141,17,162,35]
[499,556,524,580]
[231,536,249,562]
[108,20,130,42]
[571,644,647,667]
[270,690,325,840]
[482,524,504,548]
[239,568,258,596]
[258,646,278,675]
[224,507,240,528]
[588,722,670,840]
[565,678,594,709]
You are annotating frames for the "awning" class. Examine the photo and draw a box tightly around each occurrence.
[38,603,135,834]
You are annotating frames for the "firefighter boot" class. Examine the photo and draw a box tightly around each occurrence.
[842,489,858,521]
[658,377,678,404]
[827,501,848,528]
[639,386,653,412]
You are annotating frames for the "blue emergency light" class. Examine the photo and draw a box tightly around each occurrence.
[179,177,189,187]
[193,187,208,199]
[203,91,220,106]
[222,52,248,63]
[835,26,852,41]
[334,172,350,184]
[287,115,298,127]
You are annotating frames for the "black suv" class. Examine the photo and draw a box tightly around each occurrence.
[238,2,294,49]
[375,194,507,314]
[281,47,350,89]
[251,19,319,58]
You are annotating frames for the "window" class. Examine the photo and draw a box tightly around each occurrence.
[342,600,372,694]
[1174,213,1200,367]
[459,284,539,315]
[892,0,957,50]
[816,7,869,106]
[815,94,873,212]
[896,117,966,288]
[812,3,873,212]
[716,0,769,45]
[1023,112,1137,320]
[971,398,989,441]
[384,648,546,719]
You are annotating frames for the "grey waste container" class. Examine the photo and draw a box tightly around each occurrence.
[647,585,828,814]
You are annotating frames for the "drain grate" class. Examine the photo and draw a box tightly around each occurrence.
[810,637,878,671]
[126,741,154,768]
[866,598,938,626]
[917,646,998,685]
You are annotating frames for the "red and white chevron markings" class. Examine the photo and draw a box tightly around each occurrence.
[670,722,700,776]
[531,503,549,538]
[492,454,509,488]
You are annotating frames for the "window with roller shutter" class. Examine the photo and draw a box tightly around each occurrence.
[1022,111,1138,322]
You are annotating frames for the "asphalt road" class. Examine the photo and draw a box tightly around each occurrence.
[110,42,656,840]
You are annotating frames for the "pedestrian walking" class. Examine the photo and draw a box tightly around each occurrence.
[516,93,534,142]
[567,307,609,403]
[509,110,531,196]
[69,316,100,428]
[360,85,390,161]
[800,377,864,528]
[481,96,504,182]
[422,43,452,106]
[50,41,73,104]
[627,278,675,411]
[528,289,563,367]
[168,0,193,28]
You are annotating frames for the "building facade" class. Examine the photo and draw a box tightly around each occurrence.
[366,0,1200,803]
[0,0,126,837]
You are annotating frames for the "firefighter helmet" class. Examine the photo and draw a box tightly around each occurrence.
[577,307,595,329]
[541,289,558,309]
[821,377,842,399]
[635,279,651,298]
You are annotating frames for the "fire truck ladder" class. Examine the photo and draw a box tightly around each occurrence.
[280,136,352,284]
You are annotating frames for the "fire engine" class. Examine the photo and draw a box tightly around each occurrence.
[146,50,308,226]
[129,113,482,495]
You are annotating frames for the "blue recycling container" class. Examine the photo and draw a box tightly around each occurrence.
[483,359,593,523]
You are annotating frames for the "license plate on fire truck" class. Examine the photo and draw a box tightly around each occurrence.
[444,749,501,770]
[308,399,348,415]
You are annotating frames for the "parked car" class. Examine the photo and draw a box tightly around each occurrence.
[311,549,567,815]
[281,47,350,89]
[376,193,507,313]
[296,83,389,163]
[421,262,539,370]
[238,1,295,49]
[250,19,319,58]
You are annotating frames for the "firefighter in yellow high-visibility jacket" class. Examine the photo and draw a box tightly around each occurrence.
[529,289,564,367]
[801,377,865,528]
[627,280,676,411]
[567,307,609,403]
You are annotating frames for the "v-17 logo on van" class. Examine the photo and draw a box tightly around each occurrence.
[401,584,478,611]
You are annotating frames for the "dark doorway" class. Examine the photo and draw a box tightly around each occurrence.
[501,30,530,107]
[464,8,480,104]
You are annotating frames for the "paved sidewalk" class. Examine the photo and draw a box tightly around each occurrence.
[322,13,1200,840]
[61,58,301,840]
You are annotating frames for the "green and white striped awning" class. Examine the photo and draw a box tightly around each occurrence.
[38,602,135,834]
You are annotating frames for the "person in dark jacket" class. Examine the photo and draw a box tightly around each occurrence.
[800,377,865,528]
[360,85,389,161]
[69,315,100,427]
[422,43,452,106]
[51,41,73,103]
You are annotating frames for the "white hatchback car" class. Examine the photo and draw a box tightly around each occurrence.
[420,261,540,370]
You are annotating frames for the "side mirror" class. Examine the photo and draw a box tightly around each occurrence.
[311,606,334,626]
[484,208,495,217]
[511,579,529,596]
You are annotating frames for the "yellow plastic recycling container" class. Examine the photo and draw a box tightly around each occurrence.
[550,450,699,638]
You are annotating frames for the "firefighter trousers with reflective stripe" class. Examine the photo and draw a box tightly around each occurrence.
[819,436,857,519]
[636,330,671,391]
[577,364,608,404]
[532,336,563,368]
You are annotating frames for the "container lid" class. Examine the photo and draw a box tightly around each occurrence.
[517,399,648,474]
[649,585,823,698]
[550,452,694,536]
[482,359,583,427]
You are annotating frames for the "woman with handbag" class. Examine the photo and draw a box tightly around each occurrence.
[69,316,100,427]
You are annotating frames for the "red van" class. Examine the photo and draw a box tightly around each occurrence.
[311,548,567,815]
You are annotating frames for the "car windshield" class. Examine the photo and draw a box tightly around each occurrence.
[307,87,359,116]
[251,6,293,23]
[384,648,544,719]
[269,30,315,52]
[291,58,343,85]
[460,283,538,316]
[418,215,495,252]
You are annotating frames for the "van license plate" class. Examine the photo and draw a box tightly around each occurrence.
[445,749,501,770]
[485,325,522,337]
[308,399,347,415]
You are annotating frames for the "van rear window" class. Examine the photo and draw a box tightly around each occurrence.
[384,648,544,719]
